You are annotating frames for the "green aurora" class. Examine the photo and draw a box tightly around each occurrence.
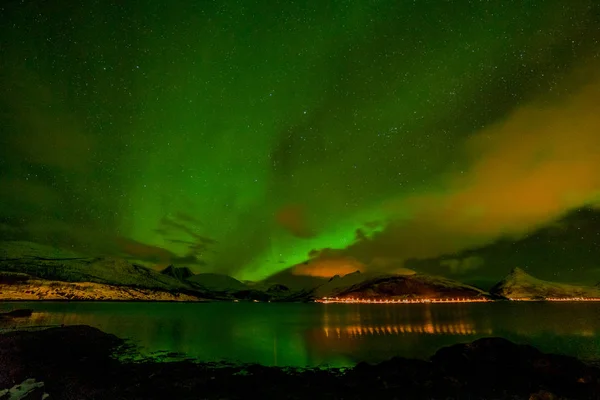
[1,1,600,281]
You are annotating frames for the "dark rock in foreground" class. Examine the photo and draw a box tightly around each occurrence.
[1,326,599,399]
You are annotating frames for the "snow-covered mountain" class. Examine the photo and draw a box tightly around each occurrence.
[313,270,416,298]
[0,241,317,301]
[317,271,490,300]
[313,270,365,298]
[490,267,600,299]
[0,241,189,291]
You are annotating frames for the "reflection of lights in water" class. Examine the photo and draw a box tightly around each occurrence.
[318,297,490,304]
[323,322,492,337]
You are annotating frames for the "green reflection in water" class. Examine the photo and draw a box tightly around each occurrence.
[1,302,599,367]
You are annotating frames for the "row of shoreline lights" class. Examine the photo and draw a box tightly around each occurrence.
[316,297,490,304]
[316,297,600,304]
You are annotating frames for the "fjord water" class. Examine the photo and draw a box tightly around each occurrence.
[1,302,599,367]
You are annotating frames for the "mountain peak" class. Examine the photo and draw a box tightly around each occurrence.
[327,270,360,283]
[491,267,600,299]
[160,265,194,281]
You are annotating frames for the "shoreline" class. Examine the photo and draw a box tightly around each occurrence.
[4,297,600,304]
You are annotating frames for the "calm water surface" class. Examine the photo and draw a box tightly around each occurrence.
[1,302,599,367]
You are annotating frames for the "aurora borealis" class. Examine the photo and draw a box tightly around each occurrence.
[1,1,600,282]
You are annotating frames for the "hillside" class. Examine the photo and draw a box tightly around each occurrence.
[0,241,192,291]
[0,272,204,301]
[0,241,316,301]
[160,265,194,281]
[490,267,600,299]
[327,273,490,300]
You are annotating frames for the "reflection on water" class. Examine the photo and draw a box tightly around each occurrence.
[323,322,492,337]
[1,302,599,367]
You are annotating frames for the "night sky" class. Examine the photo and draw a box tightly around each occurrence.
[1,0,600,283]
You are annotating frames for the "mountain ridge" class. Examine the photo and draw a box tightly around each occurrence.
[3,240,599,302]
[491,267,600,299]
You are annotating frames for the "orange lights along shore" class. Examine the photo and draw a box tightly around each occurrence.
[316,297,600,304]
[510,297,600,302]
[316,297,491,304]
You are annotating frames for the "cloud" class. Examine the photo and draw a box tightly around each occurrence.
[159,217,218,245]
[310,64,600,272]
[292,256,364,278]
[115,237,174,263]
[440,256,484,275]
[175,212,205,226]
[275,204,315,238]
[155,216,217,262]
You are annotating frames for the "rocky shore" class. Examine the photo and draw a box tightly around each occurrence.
[1,324,599,399]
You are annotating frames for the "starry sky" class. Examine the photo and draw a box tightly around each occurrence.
[1,0,600,283]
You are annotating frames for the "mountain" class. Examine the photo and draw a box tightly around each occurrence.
[0,241,189,291]
[186,273,248,292]
[0,271,205,301]
[314,270,368,298]
[185,275,313,301]
[314,269,419,298]
[325,273,490,300]
[490,267,600,299]
[0,241,315,301]
[0,240,496,302]
[160,265,194,281]
[263,270,329,291]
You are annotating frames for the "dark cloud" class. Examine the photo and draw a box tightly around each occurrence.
[159,217,218,245]
[175,212,205,226]
[440,256,485,275]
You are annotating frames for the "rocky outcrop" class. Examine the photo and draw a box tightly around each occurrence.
[0,378,49,400]
[1,326,599,399]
